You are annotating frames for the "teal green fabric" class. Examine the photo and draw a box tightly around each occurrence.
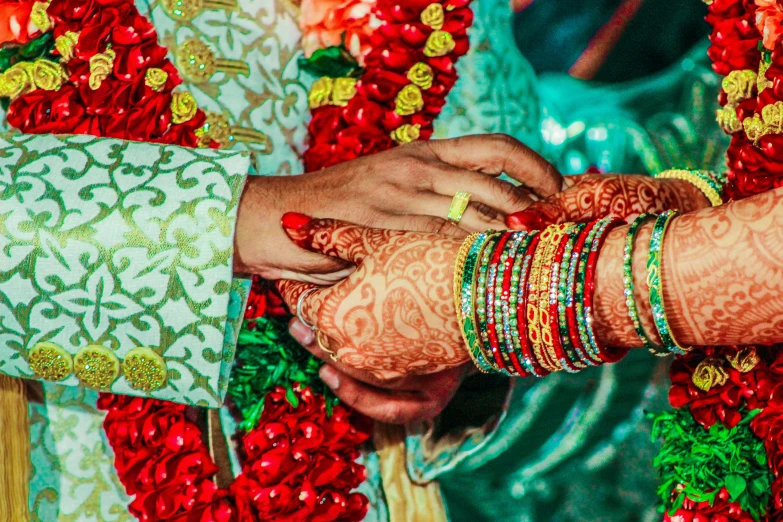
[422,1,725,521]
[0,132,251,407]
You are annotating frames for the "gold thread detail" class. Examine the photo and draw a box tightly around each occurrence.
[716,105,742,134]
[722,69,756,105]
[308,77,333,109]
[30,1,52,32]
[332,77,357,106]
[759,58,773,93]
[692,358,729,392]
[0,60,66,99]
[161,0,237,21]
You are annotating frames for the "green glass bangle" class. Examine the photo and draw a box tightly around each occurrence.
[574,220,605,364]
[476,233,502,372]
[646,210,690,355]
[460,232,494,373]
[508,232,537,375]
[623,213,667,356]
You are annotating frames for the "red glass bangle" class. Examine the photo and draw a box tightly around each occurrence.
[549,229,580,373]
[566,220,601,366]
[500,234,530,377]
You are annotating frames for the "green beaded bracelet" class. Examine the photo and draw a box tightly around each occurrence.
[646,210,690,355]
[623,213,667,356]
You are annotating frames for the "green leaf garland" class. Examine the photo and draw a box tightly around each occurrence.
[298,44,363,79]
[651,407,772,520]
[228,317,338,431]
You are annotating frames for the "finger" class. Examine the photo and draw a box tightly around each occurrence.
[369,215,468,239]
[278,266,355,285]
[429,166,535,214]
[319,366,450,424]
[275,281,323,328]
[289,318,449,390]
[281,213,377,265]
[426,134,562,197]
[504,174,594,229]
[403,193,507,232]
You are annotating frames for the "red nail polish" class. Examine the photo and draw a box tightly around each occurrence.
[281,212,313,231]
[506,211,544,231]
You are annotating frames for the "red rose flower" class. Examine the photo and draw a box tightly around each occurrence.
[7,85,89,134]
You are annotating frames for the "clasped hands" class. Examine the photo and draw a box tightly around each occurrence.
[237,133,712,424]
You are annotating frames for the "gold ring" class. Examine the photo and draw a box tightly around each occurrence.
[447,191,472,225]
[316,330,339,362]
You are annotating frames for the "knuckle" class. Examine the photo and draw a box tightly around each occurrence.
[422,217,448,233]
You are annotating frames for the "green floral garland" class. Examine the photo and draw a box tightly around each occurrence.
[652,407,773,519]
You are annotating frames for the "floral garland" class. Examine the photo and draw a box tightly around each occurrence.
[0,0,473,520]
[654,1,783,520]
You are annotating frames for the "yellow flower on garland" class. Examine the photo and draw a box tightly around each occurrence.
[0,60,66,99]
[395,84,424,116]
[762,101,783,134]
[30,1,52,32]
[759,59,773,93]
[424,30,455,57]
[743,113,764,144]
[89,48,116,90]
[308,77,334,109]
[722,69,756,105]
[332,77,357,106]
[55,31,79,62]
[145,68,169,92]
[726,347,760,373]
[421,3,445,30]
[391,123,421,144]
[716,105,742,134]
[171,91,198,124]
[407,62,434,90]
[692,358,729,392]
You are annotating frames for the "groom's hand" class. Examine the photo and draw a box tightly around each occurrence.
[234,134,560,284]
[289,318,468,424]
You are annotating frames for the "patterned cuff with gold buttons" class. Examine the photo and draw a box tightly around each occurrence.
[28,342,73,382]
[123,347,168,392]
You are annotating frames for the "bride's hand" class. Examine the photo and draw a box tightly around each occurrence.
[505,173,711,229]
[276,214,469,383]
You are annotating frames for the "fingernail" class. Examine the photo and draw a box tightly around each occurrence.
[289,319,314,345]
[506,211,544,231]
[281,212,313,231]
[319,365,340,390]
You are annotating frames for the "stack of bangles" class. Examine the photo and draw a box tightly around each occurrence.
[454,178,727,376]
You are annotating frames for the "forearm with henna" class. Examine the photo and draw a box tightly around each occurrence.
[594,186,783,349]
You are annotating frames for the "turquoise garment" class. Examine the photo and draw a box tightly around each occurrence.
[422,1,726,521]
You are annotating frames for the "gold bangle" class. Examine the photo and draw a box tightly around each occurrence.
[453,232,480,322]
[527,225,558,372]
[657,169,724,207]
[537,223,573,372]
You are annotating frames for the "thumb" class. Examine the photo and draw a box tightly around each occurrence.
[505,199,566,230]
[281,212,372,265]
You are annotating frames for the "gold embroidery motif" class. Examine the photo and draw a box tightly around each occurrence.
[30,1,52,32]
[161,0,238,22]
[407,62,434,90]
[391,123,421,144]
[197,112,270,149]
[716,105,742,134]
[424,30,455,57]
[395,84,424,116]
[421,3,445,30]
[762,101,783,134]
[145,68,169,92]
[171,91,198,124]
[743,113,764,144]
[175,38,249,83]
[55,31,79,62]
[89,49,116,90]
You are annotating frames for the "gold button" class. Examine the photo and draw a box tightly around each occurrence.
[73,345,120,390]
[123,347,167,392]
[28,342,72,381]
